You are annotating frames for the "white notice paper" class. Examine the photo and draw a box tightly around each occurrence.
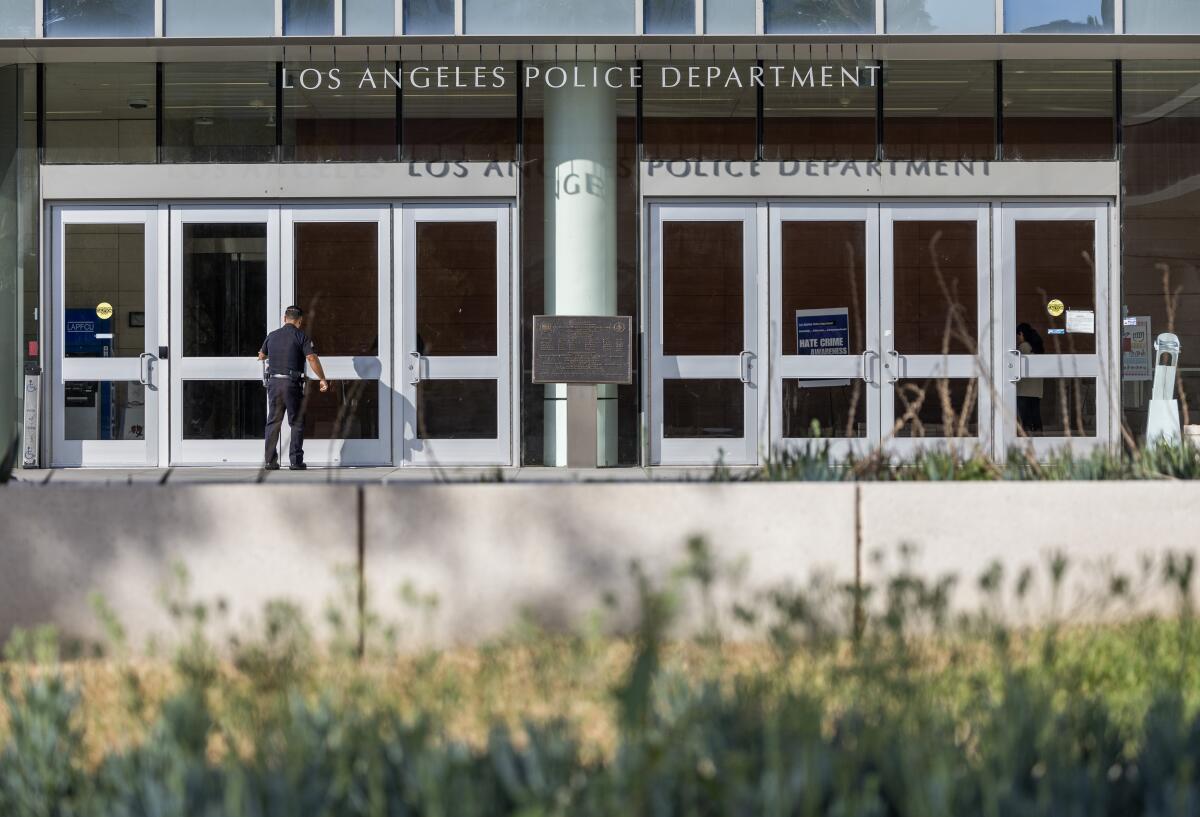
[1065,309,1095,335]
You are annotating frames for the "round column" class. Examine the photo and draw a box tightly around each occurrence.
[542,70,618,466]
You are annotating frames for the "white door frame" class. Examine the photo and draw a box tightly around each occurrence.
[50,205,162,467]
[170,205,279,466]
[281,204,393,466]
[880,203,993,457]
[649,201,765,466]
[995,202,1113,457]
[398,203,513,466]
[769,202,880,460]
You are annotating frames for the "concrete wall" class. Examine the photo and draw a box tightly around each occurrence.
[0,481,1197,650]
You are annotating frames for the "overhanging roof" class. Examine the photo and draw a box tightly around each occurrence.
[2,35,1200,64]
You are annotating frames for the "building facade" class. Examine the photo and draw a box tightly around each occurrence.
[0,0,1197,468]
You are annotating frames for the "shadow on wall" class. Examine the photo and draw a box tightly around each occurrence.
[0,483,358,650]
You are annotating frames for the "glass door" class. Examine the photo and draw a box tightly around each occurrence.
[769,204,879,460]
[281,206,392,467]
[880,204,992,457]
[170,207,277,465]
[650,203,762,466]
[50,206,161,467]
[997,204,1113,456]
[399,204,512,466]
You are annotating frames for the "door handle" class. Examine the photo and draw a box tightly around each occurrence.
[886,350,903,384]
[408,350,423,386]
[739,350,753,385]
[1007,348,1023,383]
[138,352,154,386]
[861,350,878,385]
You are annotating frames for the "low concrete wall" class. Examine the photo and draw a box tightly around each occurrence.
[363,483,857,645]
[0,485,359,649]
[0,481,1196,649]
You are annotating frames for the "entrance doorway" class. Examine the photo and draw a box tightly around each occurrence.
[49,201,514,468]
[648,200,1114,466]
[49,206,162,467]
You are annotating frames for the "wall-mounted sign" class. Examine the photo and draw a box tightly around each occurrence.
[1122,316,1153,382]
[532,315,633,385]
[1047,299,1065,317]
[796,308,851,388]
[95,302,113,320]
[280,62,879,93]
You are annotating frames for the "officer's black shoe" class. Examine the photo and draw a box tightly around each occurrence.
[264,462,280,471]
[289,463,307,471]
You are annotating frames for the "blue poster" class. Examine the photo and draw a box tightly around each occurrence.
[796,308,850,356]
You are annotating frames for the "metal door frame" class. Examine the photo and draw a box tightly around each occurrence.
[49,205,162,467]
[649,201,766,466]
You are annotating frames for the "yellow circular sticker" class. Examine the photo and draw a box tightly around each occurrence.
[1046,299,1065,318]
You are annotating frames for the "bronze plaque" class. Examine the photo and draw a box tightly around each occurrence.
[532,315,633,385]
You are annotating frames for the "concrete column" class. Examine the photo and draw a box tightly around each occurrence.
[542,70,619,467]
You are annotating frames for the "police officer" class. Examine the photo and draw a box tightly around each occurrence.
[257,306,329,470]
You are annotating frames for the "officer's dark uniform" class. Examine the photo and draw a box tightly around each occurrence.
[260,324,315,468]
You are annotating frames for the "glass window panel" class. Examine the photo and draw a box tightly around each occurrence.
[1016,377,1097,437]
[64,382,147,440]
[45,0,153,36]
[763,61,877,161]
[0,0,34,36]
[417,380,498,438]
[416,222,497,356]
[886,0,994,32]
[705,0,755,32]
[642,62,757,161]
[883,61,995,161]
[1121,61,1200,436]
[663,379,744,438]
[282,63,397,162]
[44,64,156,164]
[1002,61,1114,161]
[166,0,273,35]
[402,63,517,162]
[182,224,267,358]
[645,0,694,33]
[1015,220,1097,355]
[345,0,394,32]
[64,224,143,359]
[404,0,452,32]
[1005,0,1112,32]
[1126,0,1200,33]
[893,220,978,355]
[304,380,380,439]
[766,0,875,33]
[162,64,277,163]
[662,221,744,356]
[464,0,633,33]
[284,0,333,33]
[783,380,867,438]
[294,222,380,357]
[781,221,867,356]
[893,378,979,438]
[182,381,266,440]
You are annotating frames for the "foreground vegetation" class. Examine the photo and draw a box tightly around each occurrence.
[722,440,1200,481]
[2,545,1199,815]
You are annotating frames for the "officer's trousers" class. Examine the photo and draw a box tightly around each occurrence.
[265,378,307,466]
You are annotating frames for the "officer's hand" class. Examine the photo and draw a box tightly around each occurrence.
[319,379,330,393]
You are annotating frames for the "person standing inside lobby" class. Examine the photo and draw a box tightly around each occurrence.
[258,306,330,470]
[1016,323,1044,435]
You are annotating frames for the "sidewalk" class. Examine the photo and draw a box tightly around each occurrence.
[10,465,733,485]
